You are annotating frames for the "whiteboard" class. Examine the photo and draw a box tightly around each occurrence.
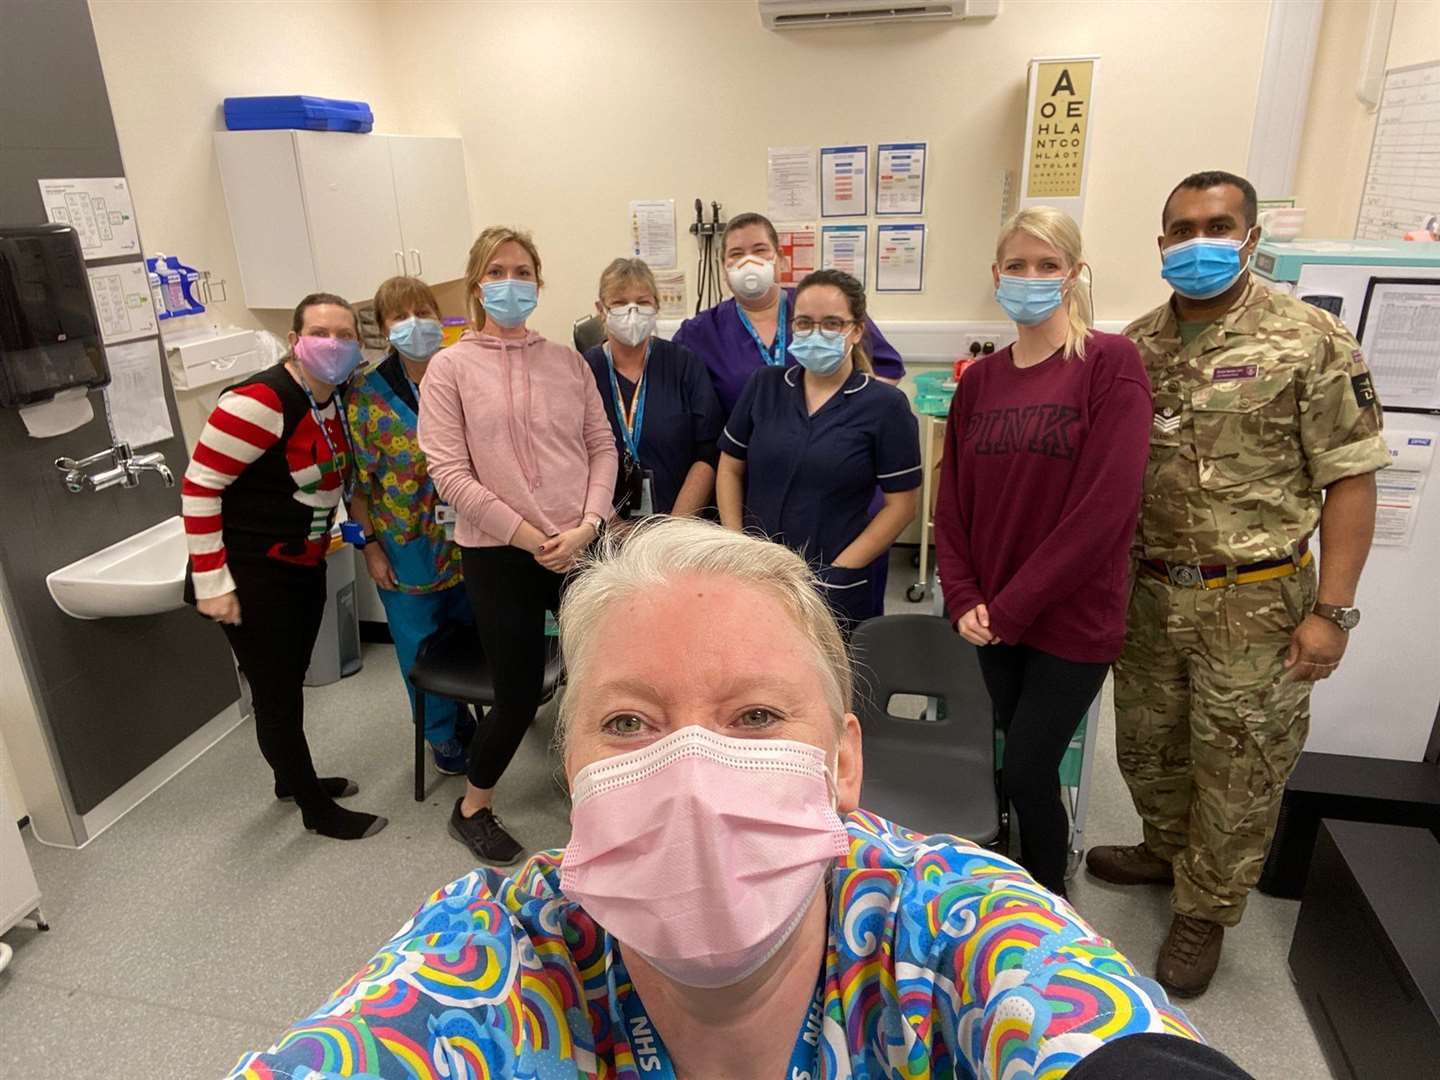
[1356,61,1440,241]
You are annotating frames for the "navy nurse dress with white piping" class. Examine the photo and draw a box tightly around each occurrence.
[718,366,921,627]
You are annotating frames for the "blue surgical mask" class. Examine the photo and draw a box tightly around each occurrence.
[789,329,849,376]
[1160,235,1253,300]
[388,316,444,361]
[995,275,1066,326]
[480,279,538,328]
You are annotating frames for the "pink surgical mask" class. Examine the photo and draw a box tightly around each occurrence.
[294,334,362,386]
[561,726,849,989]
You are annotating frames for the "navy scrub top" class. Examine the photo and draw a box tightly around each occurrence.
[718,365,922,567]
[583,337,723,516]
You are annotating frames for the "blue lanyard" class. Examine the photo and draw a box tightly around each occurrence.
[617,970,824,1079]
[604,341,650,464]
[736,291,788,367]
[298,379,352,502]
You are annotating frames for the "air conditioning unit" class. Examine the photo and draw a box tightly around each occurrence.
[759,0,999,30]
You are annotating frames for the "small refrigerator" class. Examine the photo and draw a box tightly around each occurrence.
[1253,239,1440,761]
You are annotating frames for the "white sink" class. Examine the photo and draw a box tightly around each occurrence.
[46,516,189,620]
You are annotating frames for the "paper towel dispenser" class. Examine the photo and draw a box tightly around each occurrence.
[0,224,109,407]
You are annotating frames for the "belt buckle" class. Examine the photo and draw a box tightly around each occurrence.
[1167,563,1205,588]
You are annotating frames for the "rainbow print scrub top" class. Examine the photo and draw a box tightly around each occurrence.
[344,356,461,595]
[228,811,1199,1079]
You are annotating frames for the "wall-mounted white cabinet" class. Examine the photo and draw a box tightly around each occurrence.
[214,131,472,309]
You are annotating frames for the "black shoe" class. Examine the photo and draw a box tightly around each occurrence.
[448,799,523,865]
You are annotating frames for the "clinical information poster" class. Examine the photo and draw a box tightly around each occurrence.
[821,225,868,288]
[876,143,927,216]
[876,224,925,292]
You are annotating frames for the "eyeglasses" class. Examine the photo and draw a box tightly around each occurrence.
[792,316,855,335]
[606,303,658,317]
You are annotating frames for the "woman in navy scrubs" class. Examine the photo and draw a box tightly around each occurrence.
[675,211,907,605]
[584,258,722,518]
[716,270,920,630]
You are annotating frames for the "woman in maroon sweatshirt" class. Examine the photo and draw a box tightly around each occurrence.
[935,207,1152,896]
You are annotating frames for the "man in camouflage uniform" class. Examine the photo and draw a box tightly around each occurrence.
[1087,171,1389,997]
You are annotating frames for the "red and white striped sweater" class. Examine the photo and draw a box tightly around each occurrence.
[182,365,349,600]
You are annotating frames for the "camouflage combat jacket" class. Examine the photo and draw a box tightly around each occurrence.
[1125,276,1389,565]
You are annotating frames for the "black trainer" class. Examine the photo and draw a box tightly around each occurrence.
[448,799,523,865]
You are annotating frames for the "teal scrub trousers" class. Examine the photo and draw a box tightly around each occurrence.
[377,583,474,745]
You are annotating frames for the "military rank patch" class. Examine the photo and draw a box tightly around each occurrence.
[1153,403,1182,434]
[1352,371,1377,408]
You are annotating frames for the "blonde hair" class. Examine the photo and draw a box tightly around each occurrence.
[598,257,659,308]
[463,226,544,329]
[556,517,851,752]
[995,206,1093,360]
[372,275,441,334]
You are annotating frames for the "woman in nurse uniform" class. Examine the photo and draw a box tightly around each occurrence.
[716,270,920,632]
[675,212,907,607]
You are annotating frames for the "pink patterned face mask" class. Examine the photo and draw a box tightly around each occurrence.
[560,726,849,989]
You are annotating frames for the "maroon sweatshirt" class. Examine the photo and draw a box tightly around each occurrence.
[935,330,1152,663]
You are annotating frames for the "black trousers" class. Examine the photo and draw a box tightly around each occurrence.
[976,642,1108,895]
[219,565,327,807]
[460,546,564,790]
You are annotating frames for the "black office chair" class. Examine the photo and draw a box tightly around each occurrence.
[572,314,605,354]
[407,624,563,801]
[849,614,1000,843]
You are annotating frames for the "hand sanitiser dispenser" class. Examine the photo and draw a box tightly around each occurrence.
[0,224,110,436]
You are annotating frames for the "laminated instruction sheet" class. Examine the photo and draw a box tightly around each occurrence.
[821,225,868,287]
[103,338,174,449]
[875,224,926,292]
[767,146,819,221]
[628,199,677,269]
[1374,430,1435,547]
[876,142,927,215]
[38,177,140,260]
[86,261,158,344]
[820,145,868,217]
[776,225,817,287]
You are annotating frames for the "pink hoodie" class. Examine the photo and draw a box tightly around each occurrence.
[418,329,617,547]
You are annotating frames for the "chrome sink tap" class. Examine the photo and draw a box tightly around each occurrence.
[127,450,175,487]
[56,443,175,492]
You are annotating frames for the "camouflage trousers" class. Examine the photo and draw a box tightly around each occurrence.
[1112,561,1316,926]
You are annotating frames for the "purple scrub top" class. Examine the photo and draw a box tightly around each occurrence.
[673,288,905,417]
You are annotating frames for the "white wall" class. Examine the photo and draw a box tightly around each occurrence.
[1295,0,1440,238]
[88,0,413,343]
[90,0,1274,352]
[384,0,1272,340]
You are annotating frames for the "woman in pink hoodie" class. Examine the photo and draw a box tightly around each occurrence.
[419,226,617,863]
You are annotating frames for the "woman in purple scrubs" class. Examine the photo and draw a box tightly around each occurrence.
[674,212,905,412]
[675,212,907,605]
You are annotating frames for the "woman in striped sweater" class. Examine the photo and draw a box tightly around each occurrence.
[182,292,387,841]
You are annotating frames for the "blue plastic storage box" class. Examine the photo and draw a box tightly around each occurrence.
[223,96,374,133]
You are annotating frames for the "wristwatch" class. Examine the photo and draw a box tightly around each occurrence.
[1312,603,1361,631]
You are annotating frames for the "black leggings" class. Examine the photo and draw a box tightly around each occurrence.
[976,642,1108,895]
[461,546,564,790]
[220,566,327,808]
